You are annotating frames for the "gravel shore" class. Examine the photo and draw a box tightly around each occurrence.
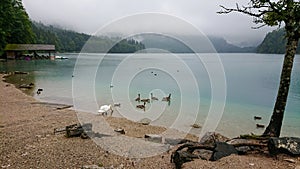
[0,74,299,169]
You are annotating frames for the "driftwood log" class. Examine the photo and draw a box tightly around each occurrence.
[171,143,215,169]
[171,133,300,169]
[268,137,300,156]
[54,123,92,139]
[171,133,269,169]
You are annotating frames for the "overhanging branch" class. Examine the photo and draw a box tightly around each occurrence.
[218,4,268,18]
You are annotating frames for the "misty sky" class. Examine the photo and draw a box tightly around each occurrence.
[22,0,275,47]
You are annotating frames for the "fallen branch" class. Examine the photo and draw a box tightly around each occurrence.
[171,139,268,169]
[171,143,215,169]
[56,105,72,110]
[231,142,266,147]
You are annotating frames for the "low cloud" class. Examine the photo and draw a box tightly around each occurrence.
[23,0,274,46]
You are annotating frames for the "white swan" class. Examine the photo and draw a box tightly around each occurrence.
[98,104,113,116]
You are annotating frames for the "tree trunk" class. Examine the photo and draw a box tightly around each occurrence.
[263,34,299,137]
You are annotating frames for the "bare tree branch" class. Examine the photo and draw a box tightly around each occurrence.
[251,24,267,29]
[218,5,268,18]
[218,0,300,138]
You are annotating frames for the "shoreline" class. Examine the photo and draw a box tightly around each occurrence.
[0,73,173,168]
[2,56,299,139]
[2,72,35,96]
[3,72,202,140]
[1,73,299,168]
[0,73,195,168]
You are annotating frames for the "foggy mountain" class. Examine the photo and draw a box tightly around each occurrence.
[137,34,256,53]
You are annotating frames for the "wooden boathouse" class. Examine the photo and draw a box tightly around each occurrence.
[4,44,56,60]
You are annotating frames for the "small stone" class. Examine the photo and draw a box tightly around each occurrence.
[249,163,255,166]
[21,152,28,156]
[191,124,201,128]
[200,132,229,147]
[114,128,125,135]
[144,134,162,143]
[1,164,11,168]
[165,138,187,145]
[284,158,296,163]
[138,118,151,125]
[119,164,124,168]
[81,165,104,169]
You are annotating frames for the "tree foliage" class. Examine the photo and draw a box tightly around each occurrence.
[108,39,145,53]
[31,22,145,53]
[0,0,35,54]
[219,0,300,137]
[31,22,91,52]
[0,0,145,54]
[1,19,145,53]
[219,0,300,30]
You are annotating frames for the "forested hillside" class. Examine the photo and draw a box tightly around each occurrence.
[0,0,35,54]
[32,22,90,52]
[0,0,145,55]
[108,39,145,53]
[32,22,145,53]
[257,29,300,54]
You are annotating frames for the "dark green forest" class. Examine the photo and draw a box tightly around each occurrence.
[32,22,145,53]
[0,0,145,55]
[31,22,90,52]
[257,29,300,54]
[0,0,35,54]
[108,39,145,53]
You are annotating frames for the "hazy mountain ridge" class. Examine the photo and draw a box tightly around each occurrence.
[209,36,256,53]
[25,22,292,54]
[31,22,295,54]
[31,23,256,53]
[138,34,256,53]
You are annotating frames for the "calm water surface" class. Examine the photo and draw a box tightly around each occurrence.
[1,53,299,137]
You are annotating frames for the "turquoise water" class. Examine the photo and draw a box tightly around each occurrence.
[1,53,299,137]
